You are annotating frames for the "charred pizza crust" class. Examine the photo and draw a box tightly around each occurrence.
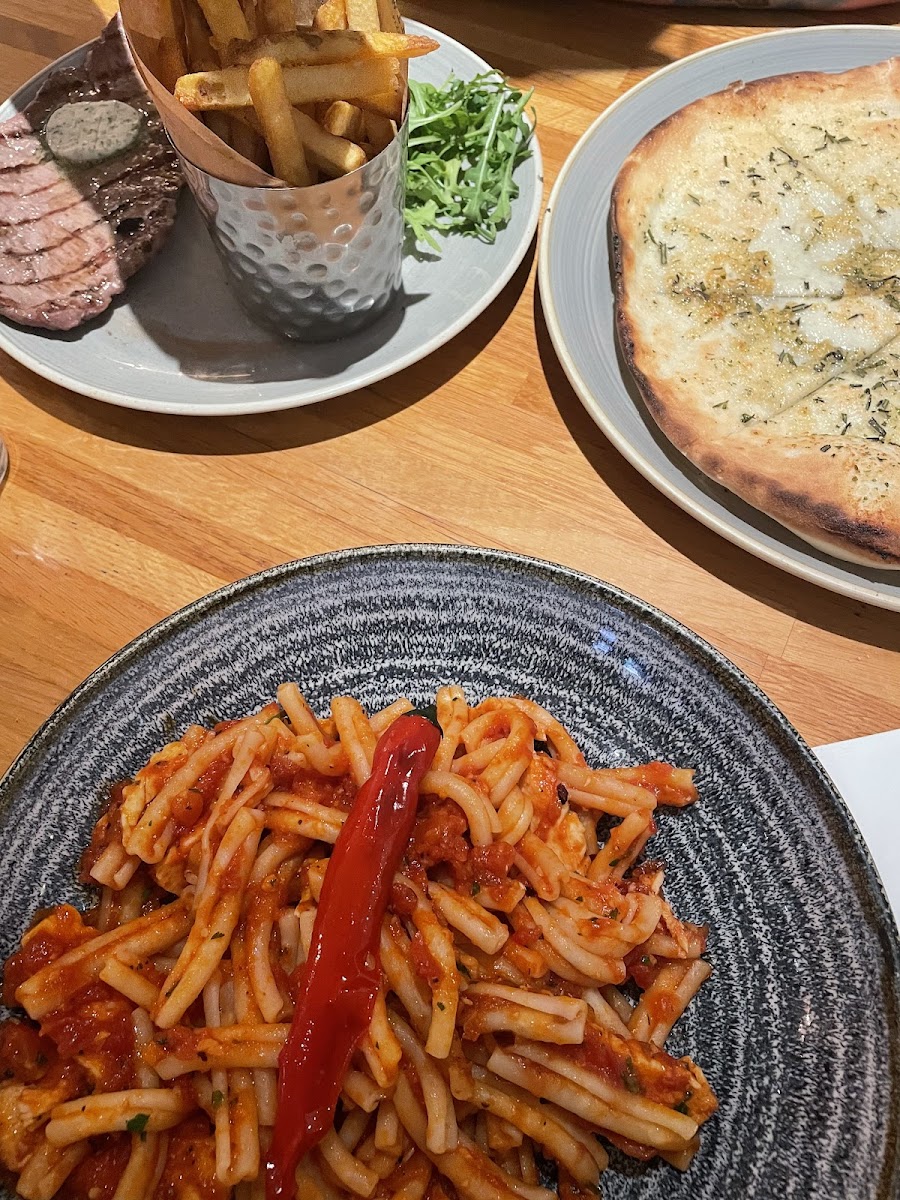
[612,61,900,568]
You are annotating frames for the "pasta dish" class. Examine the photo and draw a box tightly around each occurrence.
[0,686,717,1200]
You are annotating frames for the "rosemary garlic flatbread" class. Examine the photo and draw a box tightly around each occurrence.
[612,60,900,567]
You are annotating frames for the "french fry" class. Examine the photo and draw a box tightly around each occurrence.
[375,0,403,33]
[204,110,234,143]
[229,114,272,168]
[313,0,347,29]
[248,56,312,185]
[260,0,297,34]
[292,109,367,176]
[359,80,403,122]
[180,0,219,70]
[176,59,401,117]
[345,0,379,31]
[197,0,252,47]
[156,38,189,91]
[221,30,438,67]
[240,0,260,37]
[321,100,363,141]
[363,109,394,154]
[167,0,419,171]
[155,0,188,90]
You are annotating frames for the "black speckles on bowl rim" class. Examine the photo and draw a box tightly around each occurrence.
[1,544,898,1199]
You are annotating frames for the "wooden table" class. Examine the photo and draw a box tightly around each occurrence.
[1,0,899,776]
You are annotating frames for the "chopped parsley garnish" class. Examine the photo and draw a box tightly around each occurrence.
[126,1113,150,1140]
[622,1058,642,1095]
[212,1089,224,1108]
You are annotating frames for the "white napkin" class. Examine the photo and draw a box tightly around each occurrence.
[815,729,900,917]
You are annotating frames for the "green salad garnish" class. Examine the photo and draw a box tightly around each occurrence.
[404,72,535,252]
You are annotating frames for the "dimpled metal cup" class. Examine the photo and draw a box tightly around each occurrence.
[177,120,407,341]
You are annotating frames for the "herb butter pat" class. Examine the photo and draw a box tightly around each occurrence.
[45,100,143,166]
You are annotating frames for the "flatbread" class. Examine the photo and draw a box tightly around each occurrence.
[612,59,900,568]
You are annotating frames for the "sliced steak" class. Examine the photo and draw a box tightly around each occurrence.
[0,17,182,331]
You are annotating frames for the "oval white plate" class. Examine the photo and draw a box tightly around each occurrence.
[0,21,542,416]
[539,26,900,613]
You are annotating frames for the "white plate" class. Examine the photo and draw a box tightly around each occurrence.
[0,22,542,416]
[539,26,900,613]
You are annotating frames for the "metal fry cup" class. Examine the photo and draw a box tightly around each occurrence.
[176,118,408,342]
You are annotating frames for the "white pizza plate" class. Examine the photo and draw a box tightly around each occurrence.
[539,26,900,613]
[0,21,541,416]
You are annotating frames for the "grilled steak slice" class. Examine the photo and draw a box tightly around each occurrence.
[0,17,182,331]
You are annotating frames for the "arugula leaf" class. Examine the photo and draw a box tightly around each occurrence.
[405,72,534,251]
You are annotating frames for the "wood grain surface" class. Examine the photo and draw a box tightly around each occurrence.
[1,0,899,776]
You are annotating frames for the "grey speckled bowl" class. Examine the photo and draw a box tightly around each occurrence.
[1,545,898,1199]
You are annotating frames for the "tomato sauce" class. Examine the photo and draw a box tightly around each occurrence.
[0,1020,54,1084]
[2,906,95,1006]
[189,756,233,807]
[269,758,357,812]
[573,1025,696,1108]
[559,1171,605,1200]
[510,906,541,947]
[520,755,562,837]
[406,799,516,888]
[79,783,128,883]
[409,932,440,985]
[603,1132,658,1162]
[58,1134,130,1200]
[455,842,515,888]
[390,882,417,919]
[170,789,205,829]
[631,762,698,807]
[40,981,136,1091]
[408,798,468,870]
[157,1115,226,1200]
[624,948,658,991]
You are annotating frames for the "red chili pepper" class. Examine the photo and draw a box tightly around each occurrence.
[266,713,440,1200]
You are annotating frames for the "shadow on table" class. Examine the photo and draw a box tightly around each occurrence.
[9,236,536,456]
[407,0,900,81]
[533,287,900,652]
